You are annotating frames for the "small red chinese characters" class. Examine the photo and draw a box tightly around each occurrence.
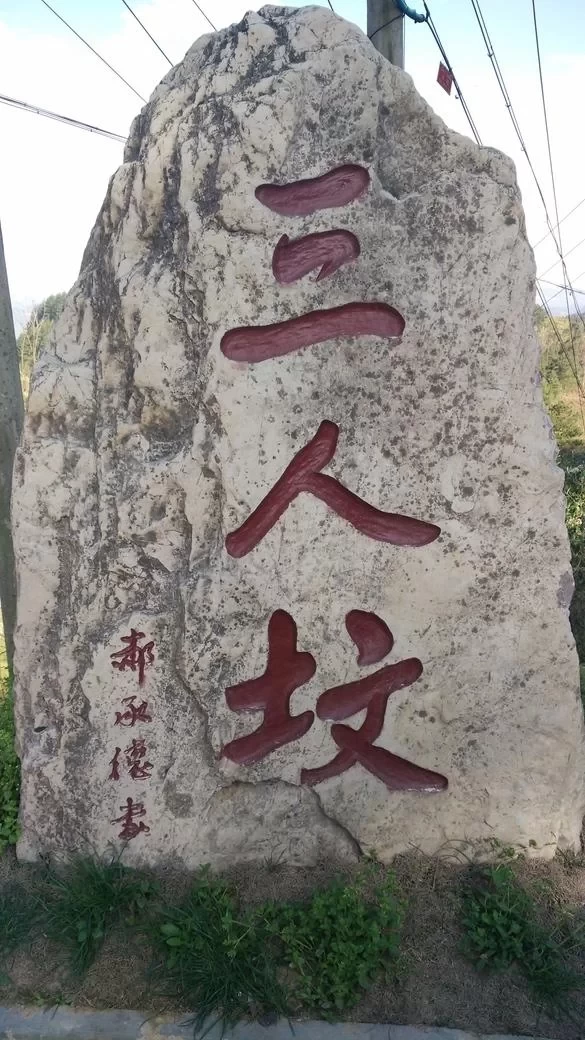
[109,739,153,781]
[112,798,151,840]
[108,631,156,840]
[110,629,155,686]
[115,695,152,727]
[221,610,447,794]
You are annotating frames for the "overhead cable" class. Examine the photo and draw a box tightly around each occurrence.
[533,195,585,250]
[468,0,585,329]
[468,0,585,405]
[536,283,585,440]
[190,0,216,31]
[121,0,173,67]
[540,233,585,280]
[422,3,482,146]
[539,277,585,298]
[0,92,126,142]
[529,0,582,389]
[39,0,146,102]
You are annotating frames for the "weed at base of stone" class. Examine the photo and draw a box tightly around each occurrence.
[0,671,20,854]
[460,858,585,1012]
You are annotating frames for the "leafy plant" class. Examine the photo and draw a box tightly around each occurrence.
[461,861,582,1007]
[39,856,158,975]
[0,673,20,852]
[263,867,404,1015]
[156,867,289,1037]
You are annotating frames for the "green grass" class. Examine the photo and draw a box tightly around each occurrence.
[0,670,20,853]
[156,867,289,1037]
[263,865,404,1016]
[154,864,404,1035]
[461,860,584,1009]
[39,856,158,975]
[0,882,38,963]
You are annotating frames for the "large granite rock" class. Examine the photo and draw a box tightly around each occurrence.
[12,5,585,867]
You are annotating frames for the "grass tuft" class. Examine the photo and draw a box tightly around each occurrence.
[156,867,289,1038]
[39,856,158,976]
[461,860,583,1009]
[0,882,38,961]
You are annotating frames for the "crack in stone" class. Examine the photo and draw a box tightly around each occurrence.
[305,784,364,860]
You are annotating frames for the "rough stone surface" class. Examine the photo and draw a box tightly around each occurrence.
[12,4,585,867]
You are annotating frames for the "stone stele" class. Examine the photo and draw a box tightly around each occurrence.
[12,4,585,868]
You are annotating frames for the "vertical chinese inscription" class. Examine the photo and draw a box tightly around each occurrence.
[219,161,447,795]
[108,631,156,839]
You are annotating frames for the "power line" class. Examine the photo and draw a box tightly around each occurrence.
[536,283,584,387]
[190,0,216,31]
[467,0,585,409]
[369,14,402,41]
[38,0,146,103]
[540,233,585,279]
[0,93,126,142]
[121,0,173,67]
[533,194,585,250]
[327,0,335,10]
[529,0,582,387]
[422,3,482,146]
[539,277,585,298]
[544,268,585,303]
[536,282,585,442]
[536,283,582,386]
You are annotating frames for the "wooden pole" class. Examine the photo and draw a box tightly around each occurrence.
[367,0,405,69]
[0,223,24,672]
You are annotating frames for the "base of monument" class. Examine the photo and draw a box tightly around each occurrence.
[0,844,583,1039]
[0,1006,557,1040]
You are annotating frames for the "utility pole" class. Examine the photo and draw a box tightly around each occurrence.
[367,0,405,69]
[0,223,24,672]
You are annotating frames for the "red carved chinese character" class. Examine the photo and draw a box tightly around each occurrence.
[255,164,370,216]
[221,302,404,364]
[114,695,152,727]
[220,164,407,363]
[225,421,440,557]
[112,797,150,840]
[109,747,122,781]
[301,612,448,792]
[345,609,394,665]
[110,629,154,685]
[221,610,316,765]
[125,738,153,780]
[272,231,360,284]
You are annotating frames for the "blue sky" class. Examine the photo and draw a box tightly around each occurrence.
[1,0,584,322]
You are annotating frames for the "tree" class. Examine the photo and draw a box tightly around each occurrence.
[17,292,66,398]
